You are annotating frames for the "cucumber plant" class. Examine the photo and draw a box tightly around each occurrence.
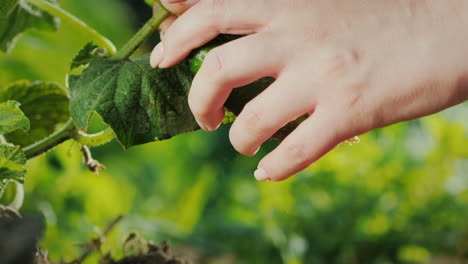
[0,0,356,212]
[0,0,276,211]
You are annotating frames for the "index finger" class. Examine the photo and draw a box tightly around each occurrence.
[159,0,200,15]
[159,0,270,68]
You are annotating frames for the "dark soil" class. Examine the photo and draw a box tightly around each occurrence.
[101,241,190,264]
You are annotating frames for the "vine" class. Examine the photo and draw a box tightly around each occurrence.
[27,0,117,55]
[113,4,170,60]
[19,3,170,160]
[1,2,176,215]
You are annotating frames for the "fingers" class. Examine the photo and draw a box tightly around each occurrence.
[255,107,356,182]
[159,16,177,35]
[160,0,200,14]
[158,0,271,68]
[150,42,165,67]
[188,33,285,131]
[153,2,177,34]
[229,75,316,156]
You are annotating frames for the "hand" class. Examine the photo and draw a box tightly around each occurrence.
[151,0,468,181]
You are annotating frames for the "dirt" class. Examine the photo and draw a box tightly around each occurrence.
[101,241,190,264]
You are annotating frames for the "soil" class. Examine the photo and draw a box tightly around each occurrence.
[101,241,190,264]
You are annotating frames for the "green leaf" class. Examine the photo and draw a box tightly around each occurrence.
[69,54,199,150]
[0,100,30,135]
[70,42,106,70]
[0,144,26,186]
[0,101,28,185]
[0,0,59,53]
[0,80,70,147]
[0,0,17,17]
[69,36,304,150]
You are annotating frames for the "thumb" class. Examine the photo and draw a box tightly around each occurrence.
[159,0,200,15]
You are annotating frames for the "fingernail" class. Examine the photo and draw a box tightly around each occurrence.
[206,121,222,132]
[195,118,209,131]
[150,42,164,68]
[254,167,269,181]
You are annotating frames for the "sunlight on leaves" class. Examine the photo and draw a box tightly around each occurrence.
[0,0,59,52]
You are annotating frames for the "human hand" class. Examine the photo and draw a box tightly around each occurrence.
[151,0,468,181]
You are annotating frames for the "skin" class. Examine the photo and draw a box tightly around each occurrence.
[151,0,468,182]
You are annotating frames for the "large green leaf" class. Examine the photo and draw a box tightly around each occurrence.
[0,0,59,53]
[69,54,199,149]
[0,100,28,186]
[0,144,26,185]
[0,100,30,135]
[69,37,294,150]
[0,0,17,17]
[70,42,105,70]
[0,80,70,147]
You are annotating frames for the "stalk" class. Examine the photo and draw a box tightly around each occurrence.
[23,120,77,159]
[113,4,170,60]
[75,128,116,147]
[23,120,117,159]
[27,0,117,55]
[22,2,172,159]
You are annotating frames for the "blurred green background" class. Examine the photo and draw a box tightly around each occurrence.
[1,0,468,263]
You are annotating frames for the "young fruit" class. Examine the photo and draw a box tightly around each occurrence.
[187,35,307,141]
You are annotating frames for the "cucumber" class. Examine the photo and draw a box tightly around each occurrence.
[187,35,308,141]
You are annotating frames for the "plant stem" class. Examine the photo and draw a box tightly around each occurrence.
[75,128,116,147]
[23,120,116,159]
[20,2,171,159]
[113,6,170,60]
[27,0,117,55]
[23,120,77,159]
[70,215,123,264]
